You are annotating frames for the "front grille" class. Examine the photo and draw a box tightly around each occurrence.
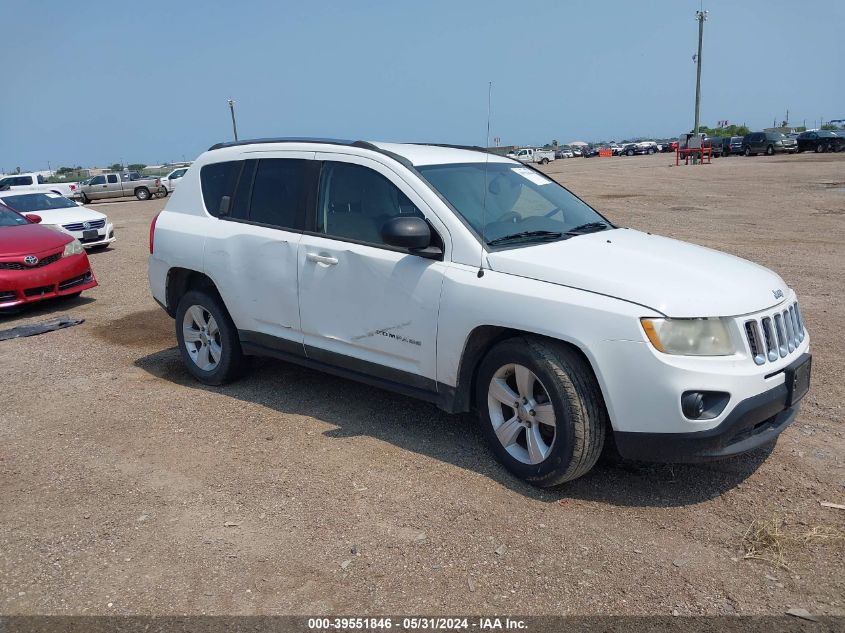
[0,252,62,270]
[59,271,92,290]
[744,301,805,365]
[24,284,54,297]
[63,218,106,231]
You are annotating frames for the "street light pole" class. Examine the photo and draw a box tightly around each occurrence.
[693,10,707,136]
[228,99,239,142]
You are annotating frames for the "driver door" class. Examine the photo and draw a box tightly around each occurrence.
[297,154,448,390]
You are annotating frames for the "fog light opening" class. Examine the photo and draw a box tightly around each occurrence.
[681,391,730,420]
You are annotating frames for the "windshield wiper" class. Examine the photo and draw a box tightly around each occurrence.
[487,230,563,246]
[564,221,611,235]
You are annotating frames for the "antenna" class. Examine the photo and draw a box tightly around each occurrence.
[478,81,492,278]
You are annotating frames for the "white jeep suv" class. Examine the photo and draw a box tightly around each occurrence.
[148,138,811,486]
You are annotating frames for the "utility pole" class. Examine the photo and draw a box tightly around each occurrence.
[228,99,239,142]
[693,10,707,135]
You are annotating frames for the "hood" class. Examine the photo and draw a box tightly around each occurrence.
[486,229,787,317]
[0,224,72,257]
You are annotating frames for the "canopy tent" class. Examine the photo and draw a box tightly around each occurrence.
[568,141,589,147]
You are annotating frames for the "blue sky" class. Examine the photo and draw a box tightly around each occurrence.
[2,0,842,170]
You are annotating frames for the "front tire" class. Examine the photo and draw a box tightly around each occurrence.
[744,147,752,156]
[476,337,607,487]
[175,289,245,385]
[135,187,151,201]
[815,143,825,153]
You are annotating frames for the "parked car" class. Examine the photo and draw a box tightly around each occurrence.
[505,148,556,164]
[160,167,189,193]
[621,142,657,156]
[701,137,724,158]
[79,172,165,202]
[149,137,810,487]
[723,136,744,156]
[581,145,599,158]
[609,143,625,156]
[742,132,798,156]
[0,202,97,310]
[571,146,583,157]
[796,130,844,153]
[0,191,115,250]
[0,172,81,199]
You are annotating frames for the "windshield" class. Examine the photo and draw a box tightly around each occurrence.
[0,192,78,212]
[417,161,612,245]
[0,204,29,227]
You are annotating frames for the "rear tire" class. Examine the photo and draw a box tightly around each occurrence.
[476,337,607,487]
[135,187,151,201]
[541,158,549,165]
[175,289,246,386]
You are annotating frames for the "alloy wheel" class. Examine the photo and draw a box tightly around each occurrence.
[487,363,556,465]
[182,304,222,371]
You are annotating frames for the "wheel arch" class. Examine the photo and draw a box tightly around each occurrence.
[449,325,603,416]
[165,267,221,317]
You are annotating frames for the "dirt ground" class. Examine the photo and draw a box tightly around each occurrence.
[1,152,843,617]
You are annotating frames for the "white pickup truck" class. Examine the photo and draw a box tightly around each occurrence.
[505,147,556,165]
[0,172,81,199]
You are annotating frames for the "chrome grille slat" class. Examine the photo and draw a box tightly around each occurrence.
[761,317,778,361]
[783,309,795,352]
[745,300,805,364]
[62,218,106,231]
[744,320,765,365]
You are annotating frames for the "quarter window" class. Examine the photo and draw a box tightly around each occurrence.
[316,162,423,245]
[200,161,241,216]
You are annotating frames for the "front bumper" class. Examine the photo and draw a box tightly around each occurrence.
[613,354,809,462]
[0,253,97,309]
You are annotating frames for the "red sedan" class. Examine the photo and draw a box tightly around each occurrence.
[0,202,97,310]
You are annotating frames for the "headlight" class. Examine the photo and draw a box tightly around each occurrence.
[62,239,85,257]
[641,317,735,356]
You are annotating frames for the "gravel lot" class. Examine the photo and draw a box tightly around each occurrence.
[1,152,843,616]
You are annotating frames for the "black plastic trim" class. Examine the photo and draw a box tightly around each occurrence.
[238,330,456,410]
[614,353,810,463]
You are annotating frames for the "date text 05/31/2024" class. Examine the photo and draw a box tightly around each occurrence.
[307,617,527,630]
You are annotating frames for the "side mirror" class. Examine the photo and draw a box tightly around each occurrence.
[25,214,42,224]
[381,216,436,253]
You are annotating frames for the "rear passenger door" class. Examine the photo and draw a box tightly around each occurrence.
[297,154,447,389]
[202,152,316,349]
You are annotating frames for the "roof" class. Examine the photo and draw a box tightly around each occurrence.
[206,137,512,167]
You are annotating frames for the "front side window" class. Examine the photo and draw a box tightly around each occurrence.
[89,175,106,185]
[170,169,187,179]
[417,162,611,245]
[316,162,423,245]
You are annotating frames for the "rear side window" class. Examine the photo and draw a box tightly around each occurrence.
[201,158,307,230]
[107,174,118,184]
[247,159,307,230]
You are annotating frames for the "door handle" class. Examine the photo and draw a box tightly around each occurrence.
[306,252,338,266]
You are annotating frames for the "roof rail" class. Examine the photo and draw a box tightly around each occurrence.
[207,137,378,151]
[205,137,413,168]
